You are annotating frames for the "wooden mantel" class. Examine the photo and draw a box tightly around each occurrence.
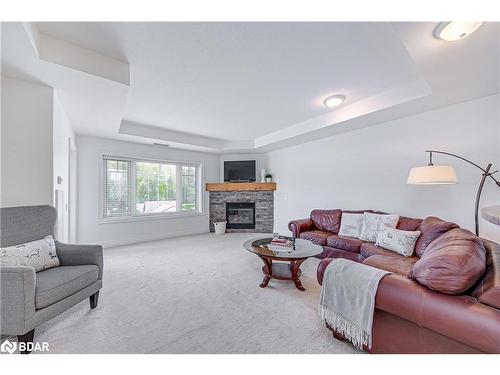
[206,182,277,192]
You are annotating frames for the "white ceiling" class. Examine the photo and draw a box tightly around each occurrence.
[1,22,498,153]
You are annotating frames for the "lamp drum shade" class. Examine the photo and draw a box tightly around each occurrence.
[407,165,458,185]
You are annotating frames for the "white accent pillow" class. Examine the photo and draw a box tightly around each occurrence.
[338,213,364,238]
[0,235,60,272]
[359,212,399,242]
[375,226,421,257]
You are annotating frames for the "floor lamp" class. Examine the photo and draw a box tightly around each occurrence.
[407,150,500,236]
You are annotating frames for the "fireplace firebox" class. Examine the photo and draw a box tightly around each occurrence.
[226,202,255,229]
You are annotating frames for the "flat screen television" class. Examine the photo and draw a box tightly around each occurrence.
[224,160,256,182]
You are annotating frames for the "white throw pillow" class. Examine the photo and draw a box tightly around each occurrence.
[0,235,60,272]
[359,212,399,242]
[375,226,421,257]
[338,213,364,238]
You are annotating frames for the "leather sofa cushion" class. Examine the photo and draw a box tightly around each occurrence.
[299,230,332,246]
[35,265,99,309]
[363,254,418,277]
[320,247,365,262]
[310,209,342,233]
[409,228,486,295]
[326,234,364,253]
[397,216,423,232]
[414,216,459,257]
[472,238,500,310]
[360,243,397,258]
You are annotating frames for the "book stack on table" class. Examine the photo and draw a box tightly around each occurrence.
[267,236,295,253]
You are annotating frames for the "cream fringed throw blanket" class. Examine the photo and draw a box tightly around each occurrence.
[319,258,391,350]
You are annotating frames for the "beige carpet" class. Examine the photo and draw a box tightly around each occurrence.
[34,233,358,354]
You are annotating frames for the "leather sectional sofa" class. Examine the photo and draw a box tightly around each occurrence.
[288,209,500,353]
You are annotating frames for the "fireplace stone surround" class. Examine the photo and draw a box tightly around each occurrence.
[208,190,274,233]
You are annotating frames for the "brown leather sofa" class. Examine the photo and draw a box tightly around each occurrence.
[288,209,500,353]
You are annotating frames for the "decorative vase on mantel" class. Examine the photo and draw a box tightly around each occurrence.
[260,169,266,183]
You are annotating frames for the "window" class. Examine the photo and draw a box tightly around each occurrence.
[103,155,201,220]
[103,158,130,218]
[181,165,196,211]
[135,162,177,214]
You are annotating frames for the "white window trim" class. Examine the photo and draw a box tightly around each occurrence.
[99,153,204,224]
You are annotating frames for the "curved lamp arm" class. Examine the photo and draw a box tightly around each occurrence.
[427,150,500,184]
[425,150,500,236]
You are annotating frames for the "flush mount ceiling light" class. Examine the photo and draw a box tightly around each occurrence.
[433,22,483,41]
[323,95,345,109]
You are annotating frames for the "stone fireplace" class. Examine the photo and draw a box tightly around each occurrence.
[206,183,276,233]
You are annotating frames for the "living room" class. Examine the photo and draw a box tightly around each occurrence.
[1,1,499,373]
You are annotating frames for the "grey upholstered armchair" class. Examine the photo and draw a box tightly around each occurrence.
[0,205,103,354]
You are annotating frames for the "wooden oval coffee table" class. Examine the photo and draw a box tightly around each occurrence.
[243,237,322,291]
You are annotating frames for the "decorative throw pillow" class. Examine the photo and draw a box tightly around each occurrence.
[338,213,364,238]
[409,228,486,294]
[0,235,60,272]
[375,226,421,257]
[359,212,399,242]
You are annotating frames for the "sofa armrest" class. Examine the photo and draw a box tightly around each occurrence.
[375,274,500,353]
[55,241,103,280]
[317,258,335,285]
[0,266,36,335]
[288,218,315,238]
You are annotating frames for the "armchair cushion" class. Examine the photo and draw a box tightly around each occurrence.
[35,265,99,309]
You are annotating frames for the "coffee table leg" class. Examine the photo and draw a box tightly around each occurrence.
[259,256,272,288]
[290,259,306,291]
[260,276,271,288]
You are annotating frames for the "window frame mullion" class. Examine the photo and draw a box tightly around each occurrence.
[129,160,136,216]
[176,164,182,212]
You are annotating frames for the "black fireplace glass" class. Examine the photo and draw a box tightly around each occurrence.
[226,202,255,229]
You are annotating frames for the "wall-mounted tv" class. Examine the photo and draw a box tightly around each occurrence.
[224,160,256,182]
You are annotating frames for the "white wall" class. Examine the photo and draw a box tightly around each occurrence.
[53,94,76,242]
[219,153,268,182]
[1,76,54,207]
[267,94,500,242]
[76,135,220,247]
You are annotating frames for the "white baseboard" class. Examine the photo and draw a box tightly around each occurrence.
[101,229,209,248]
